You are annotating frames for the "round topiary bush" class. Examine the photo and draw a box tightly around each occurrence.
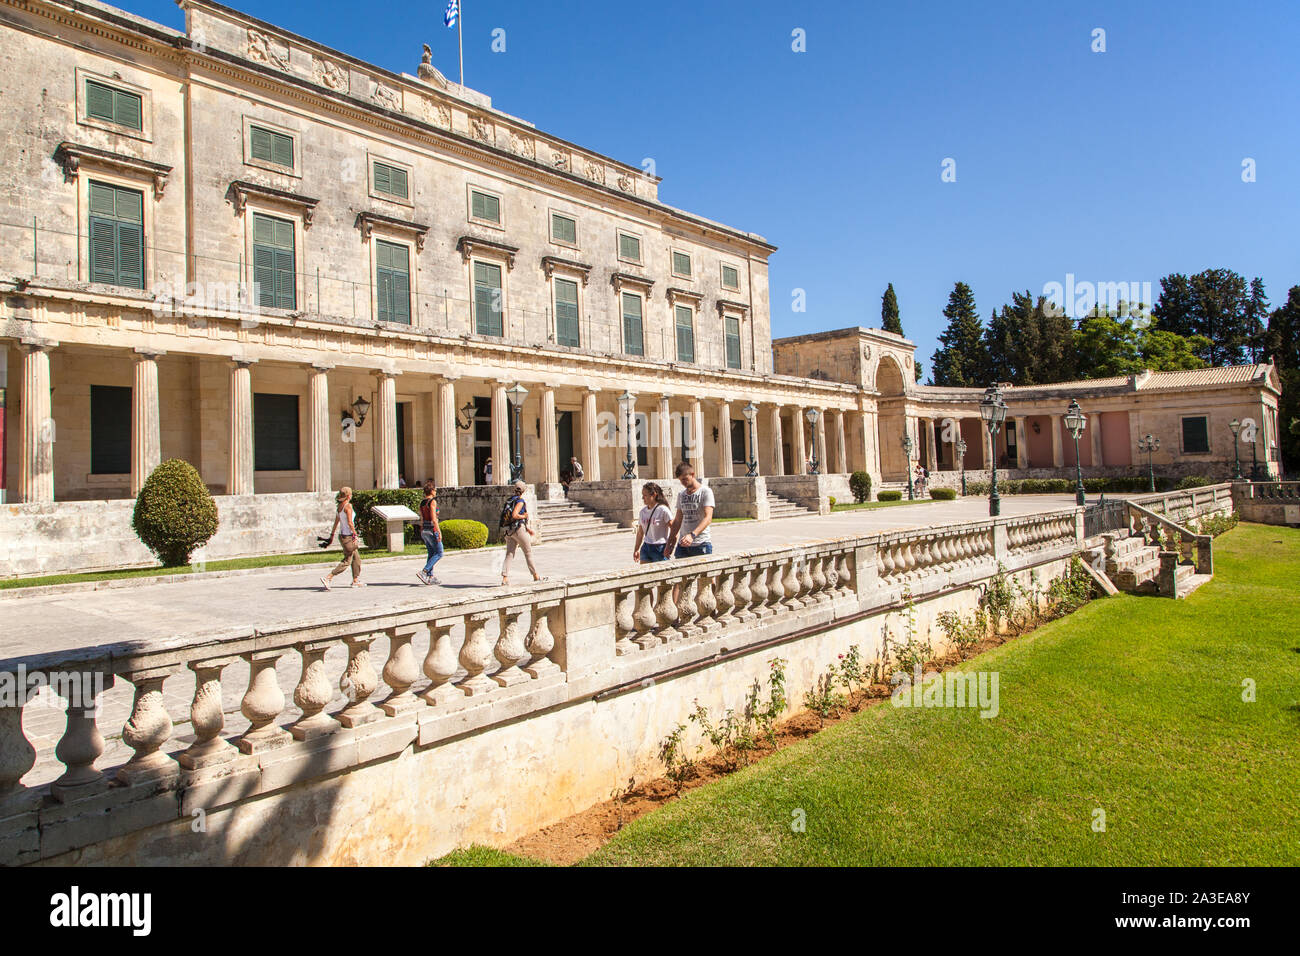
[131,458,219,567]
[930,487,957,500]
[1175,475,1212,489]
[878,489,903,502]
[849,470,873,503]
[440,519,489,550]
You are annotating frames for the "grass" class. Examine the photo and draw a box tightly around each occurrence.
[831,498,936,512]
[430,846,544,867]
[574,522,1300,866]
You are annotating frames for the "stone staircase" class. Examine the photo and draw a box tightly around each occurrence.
[1094,528,1204,598]
[534,498,625,543]
[766,491,817,519]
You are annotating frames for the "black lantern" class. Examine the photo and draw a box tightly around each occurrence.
[1064,399,1087,506]
[979,384,1008,516]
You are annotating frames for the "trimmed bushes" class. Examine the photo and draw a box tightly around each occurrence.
[132,458,219,567]
[878,490,903,502]
[966,476,1172,496]
[929,487,957,501]
[440,519,489,550]
[1175,475,1213,489]
[350,488,424,548]
[849,470,873,503]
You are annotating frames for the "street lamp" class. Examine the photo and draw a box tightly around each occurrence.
[955,436,968,497]
[679,411,689,466]
[805,407,821,475]
[1137,434,1160,492]
[619,390,637,479]
[979,384,1008,516]
[1244,418,1260,481]
[345,394,371,428]
[1064,399,1087,506]
[901,430,915,500]
[506,383,529,482]
[743,402,759,477]
[1228,418,1242,480]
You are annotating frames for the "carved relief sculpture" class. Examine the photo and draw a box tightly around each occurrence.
[313,56,348,92]
[247,29,290,71]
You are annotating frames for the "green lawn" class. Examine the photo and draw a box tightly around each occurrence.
[831,498,943,512]
[580,522,1300,866]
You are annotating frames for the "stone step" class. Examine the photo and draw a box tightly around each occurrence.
[1177,573,1214,599]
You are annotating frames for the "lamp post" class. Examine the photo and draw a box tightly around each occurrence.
[619,390,637,479]
[955,436,967,497]
[1137,434,1160,492]
[350,394,371,428]
[979,384,1008,516]
[901,430,914,500]
[1244,418,1260,481]
[1064,399,1087,506]
[506,383,528,482]
[805,407,821,475]
[743,402,758,477]
[1228,418,1242,480]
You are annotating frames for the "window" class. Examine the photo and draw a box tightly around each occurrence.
[554,277,580,348]
[721,263,740,290]
[253,393,300,472]
[372,160,409,200]
[88,181,145,289]
[1182,416,1210,454]
[249,125,294,170]
[85,79,142,131]
[675,304,695,363]
[90,385,131,474]
[375,240,411,324]
[474,261,504,336]
[252,213,296,310]
[618,232,641,264]
[621,292,644,356]
[550,213,577,246]
[470,189,500,225]
[672,250,693,279]
[724,315,742,369]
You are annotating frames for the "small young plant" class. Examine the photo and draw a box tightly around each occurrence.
[657,722,695,789]
[803,670,846,726]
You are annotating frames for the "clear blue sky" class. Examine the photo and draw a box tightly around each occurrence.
[130,0,1297,371]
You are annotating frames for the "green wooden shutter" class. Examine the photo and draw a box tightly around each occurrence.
[474,261,503,336]
[675,304,694,363]
[373,162,391,195]
[253,214,295,310]
[88,182,144,288]
[619,233,640,261]
[375,240,410,324]
[86,80,116,123]
[551,214,576,244]
[725,316,742,369]
[89,218,118,284]
[554,278,580,347]
[471,191,499,223]
[115,221,144,289]
[722,264,739,289]
[271,130,293,168]
[622,293,643,356]
[673,251,692,277]
[251,127,293,168]
[86,80,142,130]
[250,126,272,162]
[273,249,295,309]
[114,89,142,130]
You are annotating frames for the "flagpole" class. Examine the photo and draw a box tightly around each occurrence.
[457,0,464,86]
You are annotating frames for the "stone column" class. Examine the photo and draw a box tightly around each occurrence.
[19,341,55,503]
[688,399,704,477]
[769,404,784,475]
[228,359,256,496]
[130,348,163,497]
[1050,414,1064,468]
[1013,416,1028,469]
[925,417,938,471]
[790,405,806,475]
[540,386,558,484]
[307,363,332,493]
[1090,413,1104,467]
[815,409,828,473]
[375,371,399,490]
[716,401,733,478]
[833,410,847,474]
[581,388,601,482]
[435,377,459,487]
[491,381,509,484]
[657,395,672,479]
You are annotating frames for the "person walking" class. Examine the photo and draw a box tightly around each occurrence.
[666,462,714,558]
[633,482,673,563]
[320,487,364,590]
[416,481,443,585]
[500,480,544,586]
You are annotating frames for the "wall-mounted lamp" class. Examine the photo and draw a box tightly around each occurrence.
[1031,420,1041,434]
[454,400,476,430]
[711,426,719,443]
[341,394,371,427]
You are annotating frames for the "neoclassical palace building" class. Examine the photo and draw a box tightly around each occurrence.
[0,0,1283,536]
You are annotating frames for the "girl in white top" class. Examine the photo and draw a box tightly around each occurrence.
[633,482,673,563]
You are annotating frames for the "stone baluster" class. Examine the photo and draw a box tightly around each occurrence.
[677,576,702,638]
[732,567,756,622]
[493,607,530,687]
[782,557,803,609]
[238,651,290,755]
[337,634,381,727]
[0,697,37,795]
[765,562,785,614]
[633,585,660,649]
[290,641,339,741]
[421,619,462,707]
[715,569,736,622]
[879,543,895,578]
[654,580,683,642]
[799,558,817,601]
[614,587,639,656]
[382,624,425,715]
[695,572,719,631]
[50,670,114,802]
[118,666,179,784]
[523,601,562,679]
[749,564,770,618]
[836,551,854,596]
[179,657,238,770]
[811,555,829,599]
[458,612,498,696]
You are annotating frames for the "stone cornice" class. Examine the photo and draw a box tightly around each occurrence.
[457,236,519,270]
[611,272,654,296]
[356,211,430,252]
[540,256,593,285]
[227,180,320,226]
[54,142,172,198]
[715,298,750,317]
[666,287,704,307]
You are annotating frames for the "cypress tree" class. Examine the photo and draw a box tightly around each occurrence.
[930,282,989,387]
[881,283,903,335]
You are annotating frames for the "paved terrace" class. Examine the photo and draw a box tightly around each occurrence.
[2,494,1084,786]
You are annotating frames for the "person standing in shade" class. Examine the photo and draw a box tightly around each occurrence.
[666,462,714,558]
[320,486,364,590]
[416,481,442,586]
[483,457,494,486]
[500,480,545,586]
[563,456,584,497]
[633,482,673,563]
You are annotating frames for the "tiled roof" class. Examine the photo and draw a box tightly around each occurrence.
[1138,365,1271,389]
[911,363,1274,400]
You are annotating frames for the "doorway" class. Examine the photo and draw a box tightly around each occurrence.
[472,395,491,484]
[557,410,575,473]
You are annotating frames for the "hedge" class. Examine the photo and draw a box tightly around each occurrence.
[350,489,493,550]
[929,487,957,500]
[877,490,903,501]
[132,459,219,567]
[849,471,873,503]
[964,476,1178,496]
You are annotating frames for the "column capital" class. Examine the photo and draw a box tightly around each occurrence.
[18,336,57,352]
[229,357,257,369]
[310,361,335,372]
[133,347,167,360]
[374,367,401,380]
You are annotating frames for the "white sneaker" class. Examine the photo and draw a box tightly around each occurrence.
[320,575,331,591]
[426,575,441,586]
[416,571,430,585]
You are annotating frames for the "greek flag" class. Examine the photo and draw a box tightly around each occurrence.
[444,0,459,27]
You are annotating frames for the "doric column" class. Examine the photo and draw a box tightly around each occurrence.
[833,410,847,474]
[19,340,56,503]
[716,401,733,478]
[490,381,509,484]
[769,404,784,476]
[688,399,704,477]
[435,378,459,487]
[540,386,558,484]
[130,348,163,497]
[1090,413,1104,467]
[657,395,672,479]
[307,363,332,493]
[581,387,601,482]
[815,409,828,473]
[1050,414,1064,468]
[228,359,255,496]
[922,417,936,471]
[375,371,399,490]
[790,405,806,475]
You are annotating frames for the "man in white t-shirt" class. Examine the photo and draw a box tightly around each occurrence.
[667,461,715,558]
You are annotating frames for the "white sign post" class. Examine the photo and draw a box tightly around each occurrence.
[372,504,420,552]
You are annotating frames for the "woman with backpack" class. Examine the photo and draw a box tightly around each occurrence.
[633,482,672,563]
[500,480,544,586]
[416,481,442,586]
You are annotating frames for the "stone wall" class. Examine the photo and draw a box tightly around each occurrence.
[1230,481,1300,527]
